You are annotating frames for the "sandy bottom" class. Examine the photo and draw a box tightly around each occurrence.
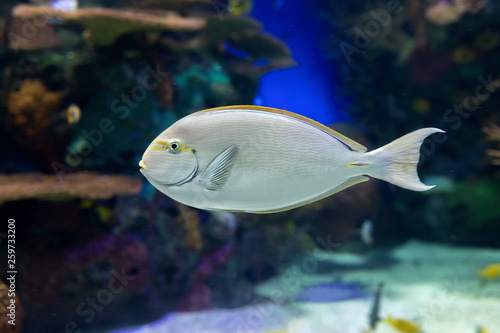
[110,241,500,333]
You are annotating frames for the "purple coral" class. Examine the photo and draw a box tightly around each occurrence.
[65,235,151,291]
[177,244,233,312]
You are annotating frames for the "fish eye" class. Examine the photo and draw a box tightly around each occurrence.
[169,140,181,153]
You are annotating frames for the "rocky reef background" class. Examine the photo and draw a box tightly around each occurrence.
[0,0,499,332]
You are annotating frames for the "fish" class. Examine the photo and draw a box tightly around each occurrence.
[66,103,81,124]
[368,282,384,329]
[383,317,421,333]
[477,326,490,333]
[478,263,500,279]
[294,281,366,303]
[139,105,443,213]
[360,219,374,245]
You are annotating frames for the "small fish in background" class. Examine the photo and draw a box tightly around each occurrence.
[66,103,81,124]
[368,282,384,329]
[477,326,490,333]
[383,316,421,333]
[228,0,253,15]
[139,105,444,213]
[208,210,239,240]
[294,281,366,303]
[478,263,500,279]
[360,219,374,245]
[80,199,94,209]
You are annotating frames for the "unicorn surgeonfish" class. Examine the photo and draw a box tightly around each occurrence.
[139,105,443,213]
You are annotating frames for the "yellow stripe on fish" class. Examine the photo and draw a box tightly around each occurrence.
[139,105,444,213]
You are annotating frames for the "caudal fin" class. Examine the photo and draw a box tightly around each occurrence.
[367,128,444,191]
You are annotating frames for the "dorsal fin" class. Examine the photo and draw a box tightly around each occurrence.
[200,105,367,152]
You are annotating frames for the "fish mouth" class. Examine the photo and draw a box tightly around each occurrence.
[143,151,199,187]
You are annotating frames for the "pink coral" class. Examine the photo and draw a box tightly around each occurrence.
[426,0,489,25]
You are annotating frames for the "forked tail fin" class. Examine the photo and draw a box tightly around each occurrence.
[367,128,444,191]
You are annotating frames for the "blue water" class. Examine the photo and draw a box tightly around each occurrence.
[251,0,346,125]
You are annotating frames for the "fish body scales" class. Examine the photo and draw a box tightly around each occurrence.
[140,105,443,213]
[164,109,363,212]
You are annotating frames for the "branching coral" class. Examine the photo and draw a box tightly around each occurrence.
[0,172,142,201]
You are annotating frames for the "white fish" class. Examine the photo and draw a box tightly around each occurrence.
[139,105,444,213]
[360,220,373,245]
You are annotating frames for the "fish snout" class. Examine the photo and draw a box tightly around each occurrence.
[139,160,148,171]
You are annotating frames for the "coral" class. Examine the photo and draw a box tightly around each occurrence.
[452,45,477,63]
[7,79,61,139]
[425,0,489,25]
[483,122,500,166]
[6,78,63,166]
[125,0,212,12]
[22,252,67,304]
[0,279,23,332]
[205,15,262,45]
[226,30,291,60]
[0,172,142,201]
[449,178,500,229]
[230,58,297,77]
[176,283,211,312]
[11,5,206,47]
[1,16,61,51]
[65,235,151,291]
[177,244,232,311]
[23,235,150,304]
[177,204,203,251]
[475,31,500,51]
[408,44,453,85]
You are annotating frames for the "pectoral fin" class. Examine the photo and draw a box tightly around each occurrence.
[198,145,239,191]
